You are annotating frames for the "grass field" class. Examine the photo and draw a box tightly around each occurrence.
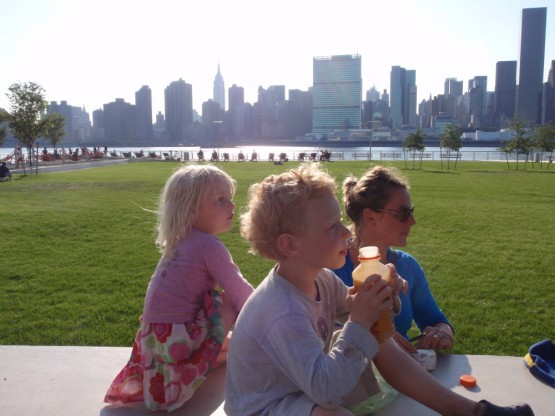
[1,160,553,356]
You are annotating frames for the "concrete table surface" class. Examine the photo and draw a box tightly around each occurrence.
[0,346,552,416]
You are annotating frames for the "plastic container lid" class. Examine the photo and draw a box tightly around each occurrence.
[459,374,477,388]
[358,246,380,260]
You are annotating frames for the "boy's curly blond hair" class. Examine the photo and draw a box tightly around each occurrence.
[240,163,336,261]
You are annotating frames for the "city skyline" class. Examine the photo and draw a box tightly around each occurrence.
[1,1,554,120]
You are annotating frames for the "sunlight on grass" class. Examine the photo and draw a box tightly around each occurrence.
[1,160,554,356]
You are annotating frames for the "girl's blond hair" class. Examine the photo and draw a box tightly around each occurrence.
[156,164,236,256]
[240,163,336,261]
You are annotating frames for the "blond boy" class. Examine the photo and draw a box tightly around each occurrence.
[225,164,533,416]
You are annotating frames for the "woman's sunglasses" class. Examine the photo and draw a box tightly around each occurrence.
[375,205,415,222]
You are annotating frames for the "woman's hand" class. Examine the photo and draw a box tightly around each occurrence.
[392,331,417,354]
[385,264,407,315]
[415,325,455,352]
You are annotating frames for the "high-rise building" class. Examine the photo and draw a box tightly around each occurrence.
[443,78,464,125]
[227,84,245,140]
[313,54,362,136]
[287,89,313,139]
[516,7,547,125]
[135,85,153,142]
[389,66,403,129]
[468,76,488,127]
[202,99,222,126]
[257,85,286,140]
[444,78,463,98]
[390,66,417,128]
[164,79,193,142]
[48,100,92,141]
[213,64,225,112]
[495,61,517,125]
[228,84,244,112]
[543,60,555,125]
[366,86,380,102]
[103,98,135,144]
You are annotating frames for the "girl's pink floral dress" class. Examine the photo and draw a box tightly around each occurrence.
[104,290,224,412]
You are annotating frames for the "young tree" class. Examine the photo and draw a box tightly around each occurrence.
[533,123,555,169]
[403,128,426,170]
[500,119,533,170]
[439,124,462,170]
[43,112,66,156]
[4,82,50,168]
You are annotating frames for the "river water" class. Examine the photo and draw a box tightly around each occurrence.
[1,145,548,162]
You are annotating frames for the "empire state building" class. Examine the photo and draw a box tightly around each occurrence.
[213,64,225,111]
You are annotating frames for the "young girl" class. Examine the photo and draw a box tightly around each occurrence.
[105,164,254,412]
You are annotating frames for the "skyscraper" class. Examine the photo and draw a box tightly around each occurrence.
[495,61,517,125]
[543,60,555,125]
[228,84,244,112]
[390,66,417,128]
[227,84,245,140]
[213,64,225,112]
[468,76,488,127]
[312,54,361,136]
[164,79,193,142]
[103,98,135,144]
[135,85,153,142]
[516,7,547,125]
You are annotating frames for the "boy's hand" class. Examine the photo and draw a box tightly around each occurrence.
[385,263,408,296]
[349,274,392,331]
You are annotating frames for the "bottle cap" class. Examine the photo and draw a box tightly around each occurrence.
[358,246,380,260]
[459,374,477,388]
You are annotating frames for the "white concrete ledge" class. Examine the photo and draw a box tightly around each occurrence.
[1,346,552,416]
[0,346,225,416]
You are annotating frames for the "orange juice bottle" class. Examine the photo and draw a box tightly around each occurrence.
[352,246,395,343]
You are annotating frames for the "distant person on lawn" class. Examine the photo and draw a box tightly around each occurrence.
[105,165,253,412]
[14,146,23,168]
[0,162,13,181]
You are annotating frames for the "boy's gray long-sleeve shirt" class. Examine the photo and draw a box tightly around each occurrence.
[225,267,379,416]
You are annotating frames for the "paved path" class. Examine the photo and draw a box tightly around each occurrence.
[10,158,132,175]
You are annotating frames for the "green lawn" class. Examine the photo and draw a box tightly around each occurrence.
[1,160,553,356]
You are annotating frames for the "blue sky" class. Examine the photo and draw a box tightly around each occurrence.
[1,0,553,120]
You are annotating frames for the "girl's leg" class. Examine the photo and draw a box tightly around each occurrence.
[214,291,238,368]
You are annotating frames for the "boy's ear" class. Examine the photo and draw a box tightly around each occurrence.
[277,233,298,258]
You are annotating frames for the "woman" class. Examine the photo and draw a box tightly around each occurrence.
[333,165,454,354]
